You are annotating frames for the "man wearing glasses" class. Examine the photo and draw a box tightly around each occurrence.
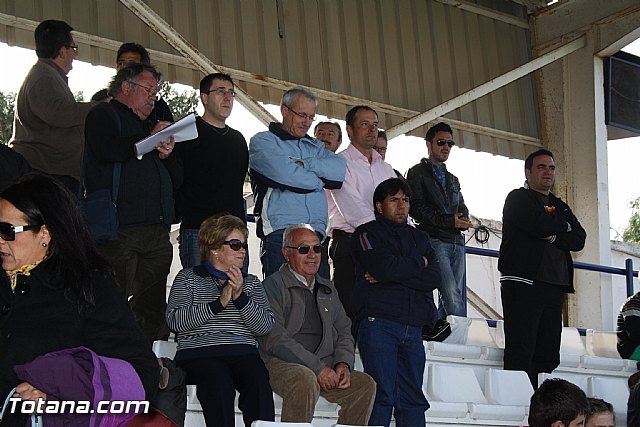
[250,87,346,278]
[406,122,472,320]
[258,224,375,425]
[11,19,96,193]
[91,42,174,128]
[84,63,181,343]
[174,73,249,270]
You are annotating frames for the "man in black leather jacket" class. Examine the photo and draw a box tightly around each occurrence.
[406,122,471,319]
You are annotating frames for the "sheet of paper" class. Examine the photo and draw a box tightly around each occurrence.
[134,112,198,159]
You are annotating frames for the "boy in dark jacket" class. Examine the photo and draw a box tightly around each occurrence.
[351,178,441,427]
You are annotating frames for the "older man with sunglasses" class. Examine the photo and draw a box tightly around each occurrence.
[258,224,376,425]
[406,122,472,320]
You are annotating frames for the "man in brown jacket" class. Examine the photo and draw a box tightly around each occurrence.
[11,19,96,192]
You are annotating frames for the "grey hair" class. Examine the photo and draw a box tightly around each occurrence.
[108,62,160,97]
[283,224,316,248]
[281,86,318,109]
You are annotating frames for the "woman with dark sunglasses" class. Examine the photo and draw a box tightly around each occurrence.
[166,214,275,426]
[0,173,159,426]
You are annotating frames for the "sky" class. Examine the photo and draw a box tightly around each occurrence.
[1,40,638,240]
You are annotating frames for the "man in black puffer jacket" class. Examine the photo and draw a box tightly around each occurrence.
[351,178,441,427]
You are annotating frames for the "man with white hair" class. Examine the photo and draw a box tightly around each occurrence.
[259,224,375,425]
[250,87,346,278]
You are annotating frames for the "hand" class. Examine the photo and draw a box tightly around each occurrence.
[151,120,172,135]
[227,265,244,300]
[364,272,379,284]
[15,382,46,402]
[454,213,473,230]
[316,367,339,392]
[335,363,351,389]
[156,135,175,159]
[219,284,233,307]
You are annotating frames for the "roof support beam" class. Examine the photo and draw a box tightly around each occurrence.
[118,0,276,126]
[0,10,540,148]
[385,35,586,139]
[434,0,529,29]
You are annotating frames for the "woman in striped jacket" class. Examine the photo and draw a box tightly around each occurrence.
[166,214,275,427]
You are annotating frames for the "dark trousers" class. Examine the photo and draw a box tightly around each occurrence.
[178,351,275,427]
[501,279,565,388]
[329,230,356,319]
[98,223,172,343]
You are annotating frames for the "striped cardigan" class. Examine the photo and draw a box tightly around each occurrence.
[166,265,274,353]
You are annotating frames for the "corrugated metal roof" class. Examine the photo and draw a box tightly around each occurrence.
[0,0,542,159]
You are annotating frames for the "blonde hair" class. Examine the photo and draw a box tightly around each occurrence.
[199,214,248,261]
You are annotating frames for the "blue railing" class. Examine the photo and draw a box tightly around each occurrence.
[466,246,639,298]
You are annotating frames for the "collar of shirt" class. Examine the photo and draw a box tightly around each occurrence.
[342,143,385,165]
[286,264,315,291]
[40,58,69,83]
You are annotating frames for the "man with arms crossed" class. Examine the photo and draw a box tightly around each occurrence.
[250,87,346,278]
[499,149,586,387]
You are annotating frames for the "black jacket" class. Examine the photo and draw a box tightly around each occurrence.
[84,100,182,227]
[498,187,586,292]
[0,260,159,425]
[350,213,441,327]
[406,158,469,245]
[0,144,31,192]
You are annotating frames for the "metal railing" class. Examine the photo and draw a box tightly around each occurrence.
[466,246,639,297]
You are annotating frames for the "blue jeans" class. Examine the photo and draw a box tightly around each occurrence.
[180,228,249,274]
[357,317,428,427]
[260,229,326,279]
[430,239,467,318]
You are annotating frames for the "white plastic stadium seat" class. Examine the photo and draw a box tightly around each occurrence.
[152,340,177,359]
[559,327,586,368]
[484,368,534,407]
[581,329,625,371]
[538,372,589,393]
[585,329,620,358]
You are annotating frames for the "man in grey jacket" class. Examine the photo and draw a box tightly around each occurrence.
[11,19,96,192]
[259,224,375,425]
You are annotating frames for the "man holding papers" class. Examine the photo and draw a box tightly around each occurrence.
[84,62,182,342]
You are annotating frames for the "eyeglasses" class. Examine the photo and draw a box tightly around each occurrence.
[286,244,323,255]
[0,222,41,242]
[204,88,236,97]
[128,81,159,97]
[287,106,316,122]
[223,239,249,251]
[65,44,78,53]
[435,139,455,147]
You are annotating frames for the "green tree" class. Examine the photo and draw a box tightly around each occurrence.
[623,196,640,244]
[158,81,198,120]
[0,91,16,146]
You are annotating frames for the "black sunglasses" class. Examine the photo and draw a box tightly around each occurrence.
[286,244,323,255]
[436,138,455,147]
[0,222,41,242]
[223,239,249,251]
